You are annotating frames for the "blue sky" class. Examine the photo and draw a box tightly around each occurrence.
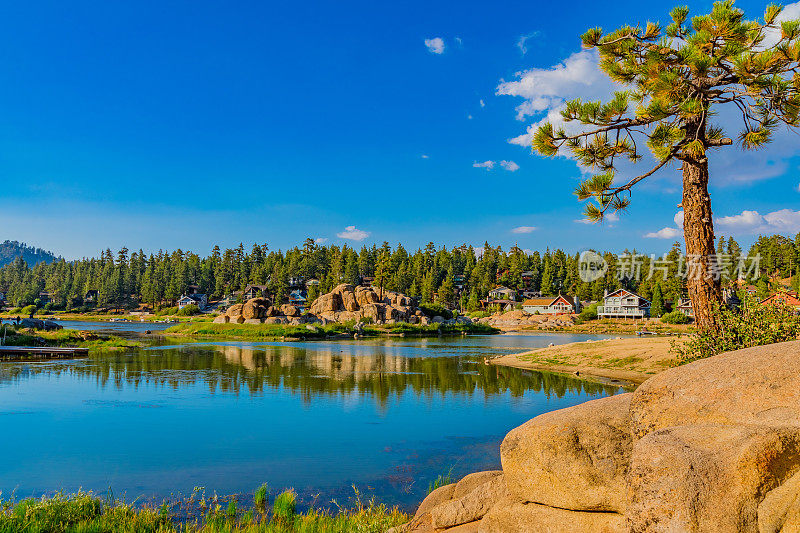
[2,0,799,258]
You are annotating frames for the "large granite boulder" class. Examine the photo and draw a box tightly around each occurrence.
[479,498,626,533]
[429,474,508,528]
[213,314,229,324]
[630,340,800,438]
[501,393,633,512]
[404,340,800,532]
[226,303,244,318]
[242,299,265,319]
[626,424,800,532]
[281,304,300,317]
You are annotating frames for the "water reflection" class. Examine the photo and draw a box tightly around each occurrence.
[0,343,623,404]
[0,336,627,507]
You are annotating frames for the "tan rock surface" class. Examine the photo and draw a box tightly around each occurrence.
[501,393,633,512]
[478,498,626,533]
[759,470,800,533]
[630,340,800,437]
[430,475,508,528]
[453,471,503,499]
[626,424,800,532]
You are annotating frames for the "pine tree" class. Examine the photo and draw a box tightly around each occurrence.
[532,1,800,332]
[651,282,665,317]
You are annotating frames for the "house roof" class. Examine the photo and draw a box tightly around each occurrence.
[760,292,800,306]
[490,286,513,293]
[244,284,269,292]
[551,294,576,306]
[605,288,651,304]
[523,297,555,306]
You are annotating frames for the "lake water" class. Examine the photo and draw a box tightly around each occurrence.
[0,329,627,510]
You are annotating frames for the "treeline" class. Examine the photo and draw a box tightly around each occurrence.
[1,234,798,310]
[0,240,58,268]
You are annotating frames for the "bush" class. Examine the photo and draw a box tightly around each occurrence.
[673,298,800,364]
[418,302,453,319]
[661,310,691,324]
[578,302,599,321]
[20,305,37,316]
[176,304,200,316]
[155,306,178,316]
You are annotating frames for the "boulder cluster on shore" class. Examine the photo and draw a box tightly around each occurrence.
[398,339,800,532]
[214,284,472,327]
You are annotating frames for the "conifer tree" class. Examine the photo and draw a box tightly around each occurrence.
[532,1,800,331]
[651,282,665,317]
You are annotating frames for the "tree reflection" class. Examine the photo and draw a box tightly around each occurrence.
[0,343,626,406]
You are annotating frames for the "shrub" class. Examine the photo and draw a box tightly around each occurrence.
[661,310,691,324]
[417,302,453,319]
[176,304,200,316]
[20,305,36,316]
[155,307,178,316]
[578,302,599,321]
[673,297,800,364]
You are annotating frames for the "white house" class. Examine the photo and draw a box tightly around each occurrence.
[523,294,581,315]
[597,289,650,318]
[488,286,516,301]
[178,293,208,310]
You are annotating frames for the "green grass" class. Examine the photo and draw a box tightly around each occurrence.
[0,326,142,352]
[0,488,409,533]
[426,466,454,495]
[166,321,500,340]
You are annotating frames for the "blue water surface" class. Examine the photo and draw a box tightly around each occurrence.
[0,330,626,509]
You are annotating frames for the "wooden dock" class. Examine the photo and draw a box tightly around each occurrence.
[0,346,90,361]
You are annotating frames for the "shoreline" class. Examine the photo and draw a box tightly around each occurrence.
[488,335,683,386]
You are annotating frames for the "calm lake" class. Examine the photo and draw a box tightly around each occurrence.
[0,327,627,510]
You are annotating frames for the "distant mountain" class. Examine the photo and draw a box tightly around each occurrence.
[0,240,59,268]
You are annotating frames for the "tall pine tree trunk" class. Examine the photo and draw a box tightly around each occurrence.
[681,156,722,332]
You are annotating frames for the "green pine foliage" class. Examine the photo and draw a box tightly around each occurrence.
[0,233,797,311]
[532,1,800,221]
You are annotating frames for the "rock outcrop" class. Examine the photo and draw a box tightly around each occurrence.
[308,284,465,326]
[212,285,466,328]
[478,309,576,330]
[401,340,800,532]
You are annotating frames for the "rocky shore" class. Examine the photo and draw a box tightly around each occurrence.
[214,284,473,327]
[397,340,800,532]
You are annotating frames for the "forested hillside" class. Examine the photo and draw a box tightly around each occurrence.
[0,240,58,268]
[0,235,797,310]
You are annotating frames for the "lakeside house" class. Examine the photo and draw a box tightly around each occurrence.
[288,289,308,311]
[38,291,51,305]
[522,294,581,315]
[676,298,694,317]
[288,276,305,288]
[243,284,269,300]
[597,289,651,318]
[760,291,800,311]
[488,286,516,301]
[84,289,99,303]
[177,293,208,310]
[480,298,516,311]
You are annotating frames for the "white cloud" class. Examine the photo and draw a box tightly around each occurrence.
[645,227,682,239]
[424,37,445,54]
[467,114,473,120]
[762,2,800,48]
[421,154,429,159]
[496,49,613,122]
[644,210,684,238]
[479,99,485,108]
[511,226,537,233]
[336,225,370,241]
[717,208,800,234]
[455,37,463,45]
[500,160,520,171]
[498,30,800,186]
[314,237,328,244]
[516,32,540,55]
[473,160,495,169]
